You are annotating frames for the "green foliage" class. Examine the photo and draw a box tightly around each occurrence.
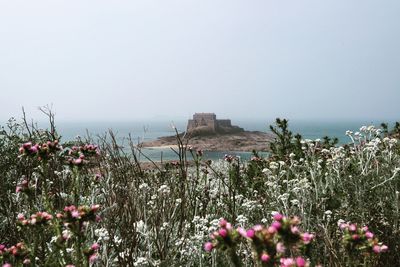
[1,113,400,266]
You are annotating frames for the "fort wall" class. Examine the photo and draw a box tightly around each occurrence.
[187,113,244,135]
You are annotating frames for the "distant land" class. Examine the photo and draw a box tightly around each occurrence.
[140,113,274,151]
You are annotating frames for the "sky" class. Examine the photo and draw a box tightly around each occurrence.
[0,0,399,122]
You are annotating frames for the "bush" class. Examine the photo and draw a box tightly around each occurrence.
[1,113,399,266]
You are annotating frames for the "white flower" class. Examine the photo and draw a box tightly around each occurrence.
[236,215,248,226]
[269,162,279,170]
[324,210,332,215]
[158,185,170,195]
[160,222,169,231]
[290,199,300,206]
[134,220,147,235]
[262,168,272,174]
[139,183,150,191]
[134,257,148,266]
[95,228,110,241]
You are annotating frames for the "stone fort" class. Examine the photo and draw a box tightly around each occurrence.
[187,113,244,135]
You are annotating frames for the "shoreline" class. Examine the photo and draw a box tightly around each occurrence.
[140,131,274,152]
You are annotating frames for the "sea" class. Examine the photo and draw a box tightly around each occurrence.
[40,118,393,162]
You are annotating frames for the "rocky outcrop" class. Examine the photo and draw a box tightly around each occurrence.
[141,114,273,151]
[140,131,273,152]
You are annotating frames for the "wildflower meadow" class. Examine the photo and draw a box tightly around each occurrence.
[1,114,400,266]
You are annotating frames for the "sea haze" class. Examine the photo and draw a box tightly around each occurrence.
[32,118,392,162]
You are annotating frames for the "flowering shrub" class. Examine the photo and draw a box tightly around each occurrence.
[204,215,315,266]
[1,115,400,266]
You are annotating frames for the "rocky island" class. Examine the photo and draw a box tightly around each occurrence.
[141,113,273,151]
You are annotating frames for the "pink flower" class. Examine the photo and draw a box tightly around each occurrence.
[380,245,388,252]
[271,221,282,230]
[339,223,348,230]
[365,231,374,239]
[218,228,228,238]
[204,242,213,252]
[23,258,31,265]
[280,257,295,267]
[260,253,270,262]
[352,234,359,240]
[246,229,255,238]
[23,142,32,148]
[276,242,286,253]
[17,213,25,221]
[267,226,277,234]
[91,243,100,251]
[31,145,39,153]
[210,231,218,239]
[3,263,12,267]
[15,186,22,193]
[237,227,247,237]
[219,219,227,227]
[253,224,263,231]
[302,232,314,244]
[373,245,381,253]
[89,253,98,263]
[349,224,357,232]
[291,226,299,234]
[91,204,100,212]
[273,213,284,221]
[295,257,306,267]
[71,210,80,218]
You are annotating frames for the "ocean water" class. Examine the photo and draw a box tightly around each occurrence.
[46,119,392,162]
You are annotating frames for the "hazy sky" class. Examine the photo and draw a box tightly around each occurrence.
[0,0,399,122]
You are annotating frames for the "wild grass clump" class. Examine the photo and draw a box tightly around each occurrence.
[1,113,400,266]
